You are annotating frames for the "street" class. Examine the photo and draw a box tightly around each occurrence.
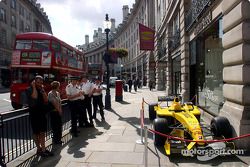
[15,87,249,167]
[0,93,13,112]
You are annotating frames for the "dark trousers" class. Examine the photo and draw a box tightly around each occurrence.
[84,95,93,123]
[79,100,89,126]
[50,110,62,143]
[92,95,104,119]
[68,100,81,134]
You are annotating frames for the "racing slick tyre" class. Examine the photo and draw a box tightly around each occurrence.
[148,103,157,121]
[153,118,171,146]
[210,116,232,138]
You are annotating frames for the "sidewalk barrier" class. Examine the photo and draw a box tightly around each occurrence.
[136,98,145,144]
[144,126,148,167]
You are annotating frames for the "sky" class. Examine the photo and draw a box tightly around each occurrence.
[37,0,135,47]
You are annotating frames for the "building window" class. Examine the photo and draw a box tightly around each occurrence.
[19,20,24,32]
[11,15,16,27]
[0,8,6,23]
[0,29,7,47]
[11,0,17,9]
[196,19,224,114]
[19,4,25,16]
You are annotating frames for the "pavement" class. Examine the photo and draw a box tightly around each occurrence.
[7,88,250,167]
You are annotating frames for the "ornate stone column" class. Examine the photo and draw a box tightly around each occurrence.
[180,0,190,102]
[221,0,250,149]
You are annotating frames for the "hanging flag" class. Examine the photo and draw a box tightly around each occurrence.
[139,23,155,50]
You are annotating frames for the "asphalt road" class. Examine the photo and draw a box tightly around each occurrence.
[0,93,13,112]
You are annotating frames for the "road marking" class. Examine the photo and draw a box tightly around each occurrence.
[3,99,11,102]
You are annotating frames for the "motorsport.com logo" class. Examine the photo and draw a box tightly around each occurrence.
[181,148,244,161]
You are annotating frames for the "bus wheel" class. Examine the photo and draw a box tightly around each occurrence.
[11,102,23,110]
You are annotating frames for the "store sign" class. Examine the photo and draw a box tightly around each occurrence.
[194,11,212,35]
[21,52,41,65]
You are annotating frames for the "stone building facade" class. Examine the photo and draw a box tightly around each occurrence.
[0,0,52,87]
[154,0,250,149]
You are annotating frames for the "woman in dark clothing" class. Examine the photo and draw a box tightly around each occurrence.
[26,75,53,157]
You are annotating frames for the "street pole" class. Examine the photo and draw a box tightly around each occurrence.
[104,14,111,110]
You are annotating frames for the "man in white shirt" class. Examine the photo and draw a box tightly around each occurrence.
[92,77,105,121]
[65,76,85,137]
[80,76,94,126]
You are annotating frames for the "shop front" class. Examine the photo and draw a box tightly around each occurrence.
[189,17,224,115]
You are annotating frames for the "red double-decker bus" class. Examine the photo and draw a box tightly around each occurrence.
[10,32,87,109]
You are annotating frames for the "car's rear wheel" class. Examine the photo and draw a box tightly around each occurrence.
[148,103,157,121]
[153,118,171,146]
[210,116,232,138]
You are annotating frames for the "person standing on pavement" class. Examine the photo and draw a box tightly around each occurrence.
[65,76,84,137]
[48,81,63,144]
[26,75,53,157]
[133,78,138,92]
[80,76,94,126]
[128,78,133,92]
[92,78,105,121]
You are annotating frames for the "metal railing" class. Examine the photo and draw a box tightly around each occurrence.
[0,101,71,165]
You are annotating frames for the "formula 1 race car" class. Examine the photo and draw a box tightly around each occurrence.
[148,96,233,158]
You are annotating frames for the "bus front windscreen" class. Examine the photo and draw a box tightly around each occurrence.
[11,68,55,84]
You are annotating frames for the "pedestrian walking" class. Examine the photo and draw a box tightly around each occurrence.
[128,78,133,92]
[92,78,105,121]
[149,79,153,91]
[133,78,138,92]
[26,75,53,157]
[80,76,94,127]
[48,81,63,144]
[65,76,84,137]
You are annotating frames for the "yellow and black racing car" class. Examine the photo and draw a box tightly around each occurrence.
[148,96,234,157]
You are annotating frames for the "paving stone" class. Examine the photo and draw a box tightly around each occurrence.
[86,152,143,165]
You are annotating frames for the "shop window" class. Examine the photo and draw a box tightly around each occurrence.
[198,19,224,114]
[172,55,181,95]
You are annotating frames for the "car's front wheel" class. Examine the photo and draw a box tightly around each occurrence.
[153,118,171,146]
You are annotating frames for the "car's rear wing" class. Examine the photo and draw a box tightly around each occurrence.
[158,95,182,106]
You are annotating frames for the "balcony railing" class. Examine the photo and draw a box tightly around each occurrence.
[185,0,215,31]
[0,101,71,165]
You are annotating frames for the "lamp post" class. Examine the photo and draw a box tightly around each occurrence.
[120,64,123,79]
[103,14,111,109]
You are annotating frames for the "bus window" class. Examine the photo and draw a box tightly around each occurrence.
[15,40,32,49]
[33,40,50,50]
[11,69,28,83]
[52,40,60,52]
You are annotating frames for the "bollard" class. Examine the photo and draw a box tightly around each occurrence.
[136,109,144,144]
[144,126,148,167]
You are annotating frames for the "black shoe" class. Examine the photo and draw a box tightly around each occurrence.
[43,149,54,157]
[70,129,80,133]
[53,140,63,145]
[73,133,78,137]
[38,149,54,157]
[85,122,94,127]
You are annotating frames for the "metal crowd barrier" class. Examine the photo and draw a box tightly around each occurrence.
[0,100,71,165]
